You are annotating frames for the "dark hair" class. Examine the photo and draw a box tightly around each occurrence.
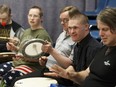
[0,4,11,15]
[68,7,81,18]
[30,6,43,18]
[69,13,89,25]
[97,7,116,32]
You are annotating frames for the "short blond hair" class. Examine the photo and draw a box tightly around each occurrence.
[0,4,11,15]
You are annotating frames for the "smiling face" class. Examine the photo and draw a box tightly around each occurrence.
[97,20,116,46]
[68,13,89,42]
[28,8,42,29]
[68,19,89,42]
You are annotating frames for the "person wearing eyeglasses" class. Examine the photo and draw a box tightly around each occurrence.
[45,6,79,69]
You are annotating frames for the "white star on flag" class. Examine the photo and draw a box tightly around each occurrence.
[3,64,8,68]
[8,76,13,80]
[0,69,4,72]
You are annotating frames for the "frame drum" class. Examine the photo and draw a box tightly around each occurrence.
[0,52,15,58]
[0,52,16,63]
[21,39,45,58]
[14,77,57,87]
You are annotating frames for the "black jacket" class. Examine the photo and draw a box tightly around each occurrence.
[0,20,24,52]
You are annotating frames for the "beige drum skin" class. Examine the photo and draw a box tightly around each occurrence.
[14,77,57,87]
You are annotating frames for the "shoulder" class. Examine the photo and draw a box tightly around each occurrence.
[85,37,102,55]
[36,29,52,42]
[12,20,22,28]
[37,29,50,35]
[24,28,30,32]
[12,20,24,31]
[89,37,102,47]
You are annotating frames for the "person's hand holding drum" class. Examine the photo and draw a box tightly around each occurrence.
[6,42,19,51]
[41,41,53,53]
[9,37,20,46]
[13,53,23,61]
[39,56,48,66]
[6,37,20,51]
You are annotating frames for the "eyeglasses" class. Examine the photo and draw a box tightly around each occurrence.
[68,26,78,30]
[60,18,69,23]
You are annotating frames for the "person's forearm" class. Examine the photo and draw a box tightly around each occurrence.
[71,70,89,85]
[69,68,90,85]
[50,48,72,68]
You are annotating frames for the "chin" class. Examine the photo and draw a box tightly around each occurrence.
[72,39,77,42]
[103,42,109,46]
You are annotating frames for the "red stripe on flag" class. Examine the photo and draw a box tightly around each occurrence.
[14,65,34,74]
[19,65,34,72]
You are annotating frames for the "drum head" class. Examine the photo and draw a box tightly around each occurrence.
[15,77,57,87]
[22,39,45,58]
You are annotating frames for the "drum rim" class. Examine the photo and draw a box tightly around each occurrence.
[0,52,15,55]
[22,39,45,58]
[0,52,16,58]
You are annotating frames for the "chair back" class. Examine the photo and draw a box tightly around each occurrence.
[106,0,116,8]
[95,0,109,12]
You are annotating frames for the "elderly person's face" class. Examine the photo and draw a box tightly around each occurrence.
[97,20,116,46]
[59,11,69,31]
[0,12,11,24]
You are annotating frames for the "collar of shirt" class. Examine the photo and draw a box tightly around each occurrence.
[77,33,92,48]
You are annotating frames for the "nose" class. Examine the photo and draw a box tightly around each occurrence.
[29,15,34,20]
[61,21,65,25]
[30,16,34,20]
[0,19,4,23]
[69,28,75,34]
[99,30,104,37]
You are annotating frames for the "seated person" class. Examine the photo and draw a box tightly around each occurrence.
[0,6,52,87]
[0,4,24,53]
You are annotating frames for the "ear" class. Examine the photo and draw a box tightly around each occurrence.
[8,14,12,24]
[9,14,12,18]
[84,24,89,30]
[40,18,43,23]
